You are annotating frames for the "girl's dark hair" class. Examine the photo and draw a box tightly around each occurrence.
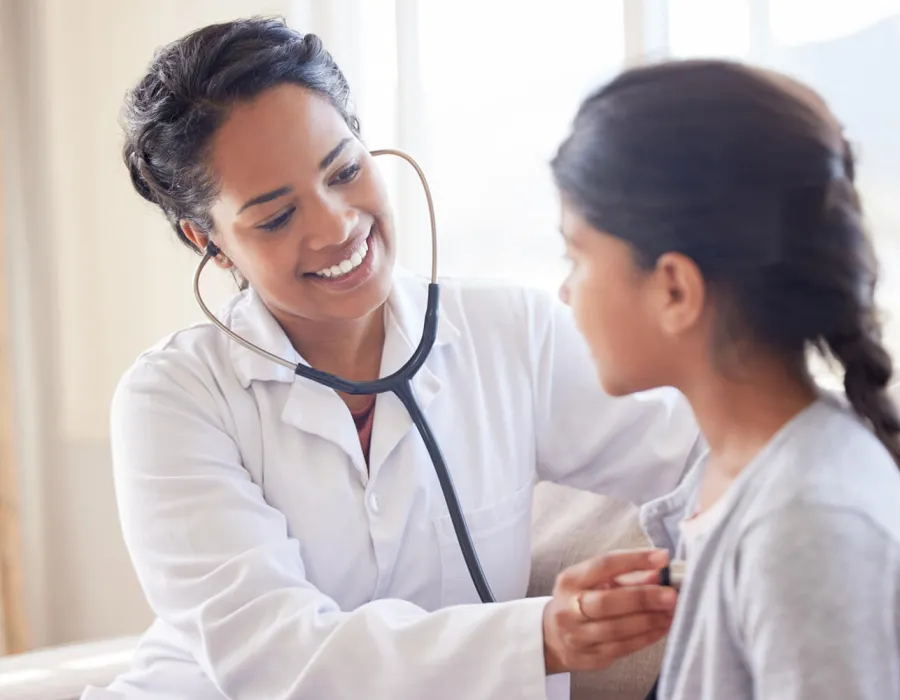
[121,16,359,250]
[552,59,900,465]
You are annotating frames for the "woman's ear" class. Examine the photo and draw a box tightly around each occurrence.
[654,252,705,336]
[180,220,233,269]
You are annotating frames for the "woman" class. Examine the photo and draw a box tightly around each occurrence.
[552,60,900,699]
[83,17,700,700]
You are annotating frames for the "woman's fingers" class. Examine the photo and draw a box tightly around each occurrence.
[556,549,670,591]
[544,550,678,674]
[572,626,671,669]
[613,568,665,587]
[578,584,677,619]
[571,611,674,648]
[559,622,671,672]
[594,625,671,663]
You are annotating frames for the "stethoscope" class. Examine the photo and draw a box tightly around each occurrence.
[193,148,496,605]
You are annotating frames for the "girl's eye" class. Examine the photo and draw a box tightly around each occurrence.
[332,161,361,185]
[258,206,296,232]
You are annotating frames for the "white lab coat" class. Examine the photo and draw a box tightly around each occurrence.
[85,270,700,700]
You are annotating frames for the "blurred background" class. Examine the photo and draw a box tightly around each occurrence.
[0,0,897,671]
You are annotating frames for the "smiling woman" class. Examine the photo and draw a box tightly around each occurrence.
[123,38,395,388]
[179,83,396,373]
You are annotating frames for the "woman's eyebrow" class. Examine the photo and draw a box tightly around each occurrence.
[238,186,293,214]
[318,137,351,170]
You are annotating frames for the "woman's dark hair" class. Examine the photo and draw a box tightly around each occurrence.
[552,59,900,465]
[121,16,359,250]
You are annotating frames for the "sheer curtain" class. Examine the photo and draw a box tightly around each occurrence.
[294,0,900,353]
[0,126,26,658]
[0,1,29,654]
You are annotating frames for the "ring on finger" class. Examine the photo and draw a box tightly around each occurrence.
[572,592,589,620]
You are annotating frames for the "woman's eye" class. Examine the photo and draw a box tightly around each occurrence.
[259,206,296,232]
[332,161,361,185]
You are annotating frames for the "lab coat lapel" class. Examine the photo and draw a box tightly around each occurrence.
[227,289,368,475]
[280,381,368,477]
[228,289,300,386]
[367,272,459,480]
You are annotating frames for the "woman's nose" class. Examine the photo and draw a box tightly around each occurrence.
[304,196,358,250]
[558,281,571,306]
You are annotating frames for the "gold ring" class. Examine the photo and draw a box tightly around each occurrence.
[572,593,588,620]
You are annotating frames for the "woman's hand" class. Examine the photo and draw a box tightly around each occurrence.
[542,548,676,675]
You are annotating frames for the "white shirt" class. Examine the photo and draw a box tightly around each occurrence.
[678,496,729,563]
[86,271,701,700]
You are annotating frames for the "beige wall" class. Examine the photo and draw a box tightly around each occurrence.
[1,0,296,649]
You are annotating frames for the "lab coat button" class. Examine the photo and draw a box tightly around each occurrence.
[368,493,380,514]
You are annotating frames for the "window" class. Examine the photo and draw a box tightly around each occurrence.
[415,1,626,290]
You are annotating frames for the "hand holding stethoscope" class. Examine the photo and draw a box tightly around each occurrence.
[542,549,677,675]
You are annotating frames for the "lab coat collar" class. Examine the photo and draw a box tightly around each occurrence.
[225,268,460,389]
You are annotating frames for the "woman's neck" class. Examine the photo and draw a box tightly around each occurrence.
[280,308,386,409]
[680,356,817,506]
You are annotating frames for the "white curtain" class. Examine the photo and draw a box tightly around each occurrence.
[294,0,900,352]
[0,0,295,650]
[0,64,27,655]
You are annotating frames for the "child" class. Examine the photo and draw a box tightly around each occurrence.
[551,59,900,699]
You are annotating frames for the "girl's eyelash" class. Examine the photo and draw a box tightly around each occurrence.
[259,206,296,232]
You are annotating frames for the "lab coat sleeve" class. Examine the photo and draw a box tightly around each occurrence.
[111,355,552,700]
[735,503,900,699]
[529,294,703,504]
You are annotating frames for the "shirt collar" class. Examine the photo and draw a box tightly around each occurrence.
[639,452,707,553]
[224,269,460,388]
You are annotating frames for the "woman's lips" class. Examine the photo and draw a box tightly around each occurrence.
[306,228,379,292]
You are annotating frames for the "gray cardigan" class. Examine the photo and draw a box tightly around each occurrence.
[640,397,900,700]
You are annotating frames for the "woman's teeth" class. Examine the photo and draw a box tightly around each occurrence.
[315,238,370,279]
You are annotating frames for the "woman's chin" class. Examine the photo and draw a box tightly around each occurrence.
[597,368,637,398]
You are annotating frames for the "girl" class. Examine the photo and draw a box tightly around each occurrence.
[552,59,900,699]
